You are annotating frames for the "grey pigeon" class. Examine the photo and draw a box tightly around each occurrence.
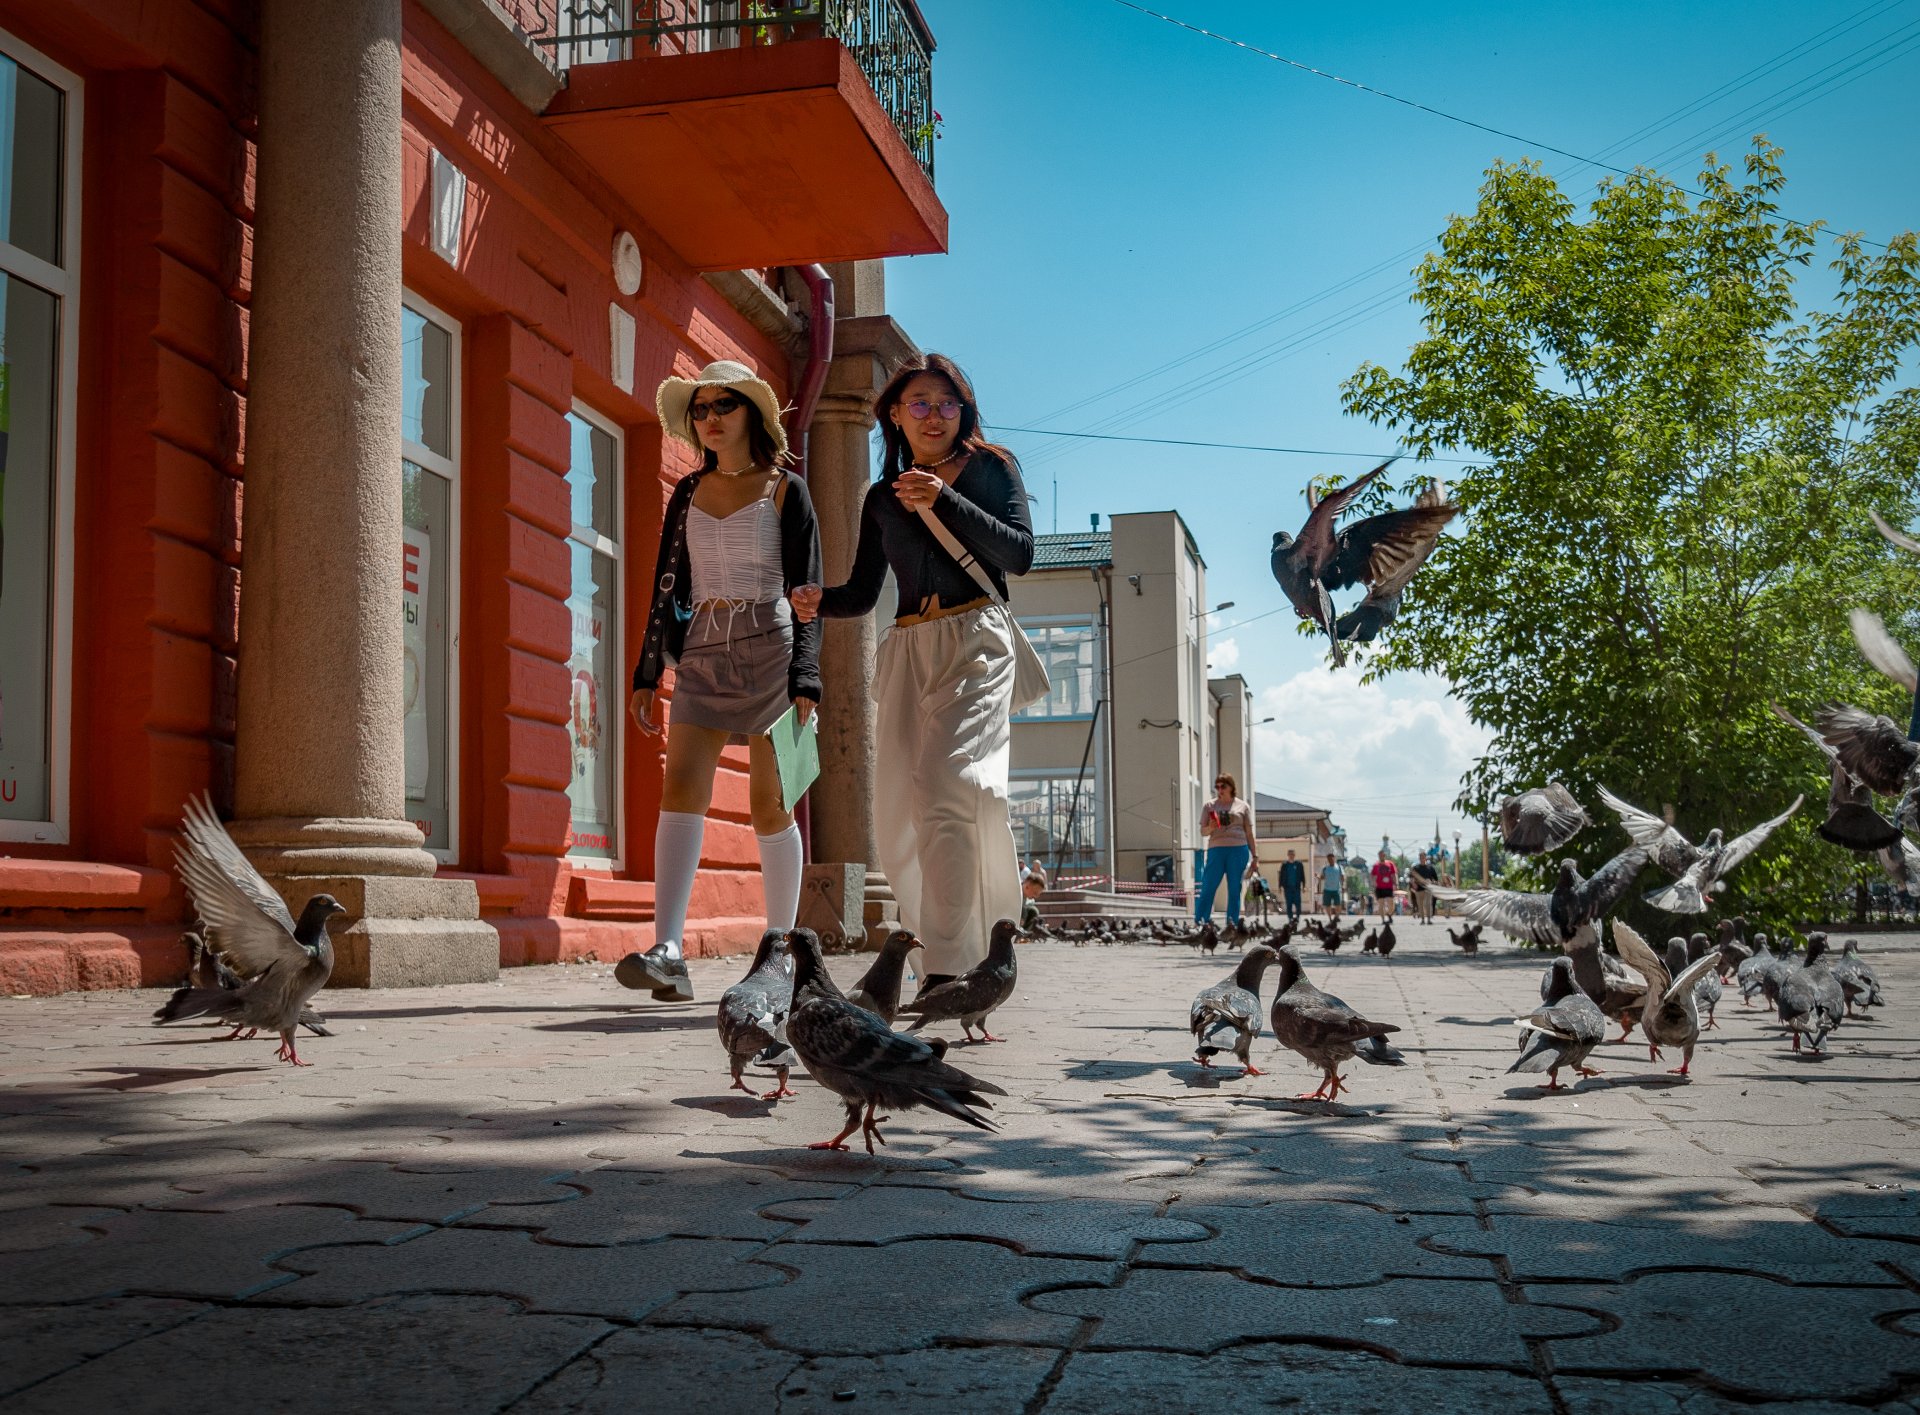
[1816,704,1920,832]
[1331,478,1461,648]
[717,929,796,1101]
[1850,609,1917,695]
[1509,956,1607,1089]
[1736,932,1786,1006]
[1684,933,1723,1030]
[1432,846,1648,945]
[783,927,1005,1153]
[1772,702,1903,851]
[1534,924,1647,1041]
[1712,918,1751,980]
[1612,922,1721,1076]
[1268,946,1403,1101]
[1499,784,1590,855]
[1598,787,1802,915]
[1375,919,1397,957]
[845,929,922,1025]
[1777,933,1846,1054]
[1832,939,1885,1015]
[154,794,343,1066]
[184,925,333,1040]
[896,918,1020,1043]
[1446,922,1483,955]
[1361,929,1379,955]
[1878,836,1920,895]
[1189,944,1279,1074]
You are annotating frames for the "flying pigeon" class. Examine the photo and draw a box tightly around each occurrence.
[1850,609,1917,695]
[717,930,796,1101]
[1446,922,1483,955]
[1772,702,1903,851]
[845,929,923,1026]
[782,927,1006,1153]
[1498,784,1590,855]
[1267,946,1403,1101]
[1270,459,1458,666]
[1190,944,1279,1074]
[1611,922,1721,1076]
[1776,933,1846,1054]
[1431,846,1648,945]
[1508,955,1607,1090]
[1814,704,1920,830]
[154,794,343,1066]
[1870,509,1920,557]
[895,919,1021,1043]
[1597,787,1803,914]
[182,925,333,1040]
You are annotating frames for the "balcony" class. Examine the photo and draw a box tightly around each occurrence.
[532,1,947,271]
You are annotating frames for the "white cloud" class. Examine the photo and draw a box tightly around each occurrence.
[1251,669,1490,860]
[1208,637,1241,672]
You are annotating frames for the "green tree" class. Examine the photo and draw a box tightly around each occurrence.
[1339,143,1920,933]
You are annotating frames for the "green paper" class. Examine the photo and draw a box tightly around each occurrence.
[769,704,820,812]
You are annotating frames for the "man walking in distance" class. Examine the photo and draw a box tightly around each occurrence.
[1410,852,1440,925]
[1370,850,1399,919]
[1319,855,1345,918]
[1279,849,1307,925]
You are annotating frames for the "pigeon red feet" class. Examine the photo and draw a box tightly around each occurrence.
[859,1101,888,1154]
[1195,1054,1213,1068]
[761,1078,796,1101]
[218,1025,257,1042]
[274,1037,311,1067]
[1542,1073,1564,1091]
[1667,1063,1691,1077]
[977,1029,1005,1043]
[729,1078,757,1095]
[809,1114,861,1151]
[1647,1043,1663,1062]
[1791,1034,1802,1052]
[1576,1065,1603,1077]
[1243,1064,1263,1077]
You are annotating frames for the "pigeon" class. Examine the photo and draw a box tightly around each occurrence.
[1832,939,1885,1015]
[1269,459,1459,666]
[1361,929,1379,955]
[1509,956,1608,1089]
[1772,702,1904,851]
[1375,919,1397,957]
[1712,918,1751,980]
[782,927,1005,1153]
[1736,932,1787,1006]
[1776,932,1846,1054]
[1815,704,1920,831]
[154,794,343,1066]
[1597,787,1803,915]
[1268,946,1404,1100]
[1447,922,1483,955]
[895,918,1020,1043]
[1879,836,1920,896]
[1190,943,1280,1074]
[1499,784,1590,855]
[716,929,796,1100]
[1872,508,1920,557]
[1198,922,1220,956]
[1611,922,1721,1076]
[1432,846,1648,945]
[845,929,922,1025]
[1685,933,1723,1029]
[184,925,334,1039]
[1319,921,1344,953]
[1850,608,1918,695]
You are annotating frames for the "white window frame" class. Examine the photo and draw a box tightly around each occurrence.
[1011,613,1101,723]
[564,400,625,871]
[0,30,81,845]
[1008,766,1106,865]
[400,289,461,864]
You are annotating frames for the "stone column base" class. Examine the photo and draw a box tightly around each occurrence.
[862,868,900,950]
[276,875,499,989]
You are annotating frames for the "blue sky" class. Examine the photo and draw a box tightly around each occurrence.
[886,0,1920,860]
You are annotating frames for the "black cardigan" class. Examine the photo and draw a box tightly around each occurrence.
[632,468,823,702]
[820,449,1035,619]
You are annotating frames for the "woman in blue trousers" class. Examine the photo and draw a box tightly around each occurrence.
[1195,774,1256,925]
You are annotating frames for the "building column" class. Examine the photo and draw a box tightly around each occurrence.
[229,0,494,987]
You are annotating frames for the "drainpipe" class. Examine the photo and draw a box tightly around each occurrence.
[786,264,835,861]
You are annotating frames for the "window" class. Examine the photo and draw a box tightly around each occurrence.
[0,36,78,843]
[564,407,621,863]
[401,297,459,858]
[1009,771,1102,871]
[1012,618,1099,721]
[557,0,631,65]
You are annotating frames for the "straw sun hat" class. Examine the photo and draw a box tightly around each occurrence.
[655,359,790,458]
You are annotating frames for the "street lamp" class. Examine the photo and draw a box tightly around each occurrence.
[1193,600,1235,618]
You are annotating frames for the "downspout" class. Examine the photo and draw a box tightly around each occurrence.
[786,264,835,861]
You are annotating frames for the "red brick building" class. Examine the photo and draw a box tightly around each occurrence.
[0,0,944,993]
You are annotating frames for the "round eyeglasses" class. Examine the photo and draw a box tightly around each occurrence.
[904,398,963,420]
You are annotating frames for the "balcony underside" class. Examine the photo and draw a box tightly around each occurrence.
[544,39,947,272]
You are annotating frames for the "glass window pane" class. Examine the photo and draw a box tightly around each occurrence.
[401,306,451,457]
[566,541,619,858]
[0,270,57,822]
[402,461,452,851]
[566,412,617,538]
[1008,773,1100,871]
[1013,620,1098,720]
[0,57,62,267]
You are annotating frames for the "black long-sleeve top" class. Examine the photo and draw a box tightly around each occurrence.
[820,450,1035,619]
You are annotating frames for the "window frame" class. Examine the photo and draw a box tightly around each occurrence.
[563,399,625,872]
[0,29,81,845]
[1011,612,1101,723]
[1007,766,1105,869]
[399,288,461,864]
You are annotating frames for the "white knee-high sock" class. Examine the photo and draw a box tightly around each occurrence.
[757,823,804,931]
[652,810,705,960]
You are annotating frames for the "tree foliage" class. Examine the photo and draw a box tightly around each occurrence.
[1339,143,1920,932]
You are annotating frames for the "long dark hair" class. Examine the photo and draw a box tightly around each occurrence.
[875,353,1016,478]
[689,388,792,472]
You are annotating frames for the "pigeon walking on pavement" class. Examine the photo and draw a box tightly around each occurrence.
[1190,944,1280,1075]
[717,930,797,1101]
[1508,956,1607,1090]
[895,919,1021,1043]
[783,927,1005,1154]
[1268,946,1403,1101]
[1684,933,1723,1030]
[1611,922,1721,1077]
[845,929,922,1025]
[1498,784,1590,856]
[1597,787,1803,915]
[154,794,343,1067]
[1777,933,1846,1055]
[1832,939,1886,1016]
[183,925,333,1039]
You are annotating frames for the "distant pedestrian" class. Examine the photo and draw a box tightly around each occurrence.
[1410,854,1440,924]
[1370,851,1399,918]
[1195,775,1256,926]
[1021,859,1046,931]
[1319,856,1344,917]
[1279,849,1307,923]
[1245,870,1273,924]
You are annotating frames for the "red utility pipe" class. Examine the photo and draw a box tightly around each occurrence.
[786,264,835,861]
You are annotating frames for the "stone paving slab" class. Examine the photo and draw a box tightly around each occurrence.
[153,1159,585,1224]
[459,1167,855,1245]
[765,1185,1208,1258]
[1555,1376,1920,1415]
[1145,1201,1491,1283]
[0,1297,205,1400]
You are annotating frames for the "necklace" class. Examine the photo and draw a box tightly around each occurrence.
[715,461,762,477]
[911,447,963,473]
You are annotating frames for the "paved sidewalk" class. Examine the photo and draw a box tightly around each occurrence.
[1,927,1917,1412]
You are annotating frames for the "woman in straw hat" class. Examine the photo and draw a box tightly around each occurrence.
[619,360,823,1004]
[790,354,1034,987]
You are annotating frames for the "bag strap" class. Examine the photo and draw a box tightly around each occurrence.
[915,505,1006,608]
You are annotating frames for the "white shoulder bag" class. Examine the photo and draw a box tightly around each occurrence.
[915,506,1051,711]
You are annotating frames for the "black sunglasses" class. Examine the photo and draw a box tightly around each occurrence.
[690,394,746,421]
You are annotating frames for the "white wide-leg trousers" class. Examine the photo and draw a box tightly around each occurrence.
[872,602,1022,978]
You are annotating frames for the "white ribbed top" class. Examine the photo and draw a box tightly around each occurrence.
[688,496,783,603]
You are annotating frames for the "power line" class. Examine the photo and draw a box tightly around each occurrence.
[993,425,1478,461]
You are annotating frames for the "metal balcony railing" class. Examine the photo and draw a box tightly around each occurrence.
[533,1,935,178]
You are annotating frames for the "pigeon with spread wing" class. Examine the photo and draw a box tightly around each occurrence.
[1498,784,1590,856]
[1596,787,1802,915]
